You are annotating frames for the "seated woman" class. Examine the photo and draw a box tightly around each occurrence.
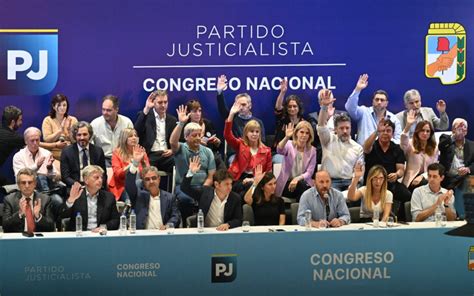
[273,79,306,161]
[244,165,285,225]
[41,93,78,160]
[276,121,316,201]
[225,102,272,196]
[181,99,225,169]
[401,110,439,192]
[348,164,393,223]
[110,128,150,201]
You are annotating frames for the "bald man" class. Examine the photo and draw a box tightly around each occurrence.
[297,170,350,227]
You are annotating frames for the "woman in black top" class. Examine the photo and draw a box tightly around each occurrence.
[243,165,285,225]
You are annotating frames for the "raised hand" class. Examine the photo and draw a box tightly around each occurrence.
[176,105,189,123]
[33,198,42,219]
[132,145,146,163]
[285,122,294,139]
[253,164,264,185]
[279,78,288,93]
[189,155,201,174]
[436,99,447,113]
[319,89,336,107]
[144,92,156,113]
[355,74,369,91]
[406,109,417,127]
[46,154,55,166]
[353,161,364,179]
[377,119,388,134]
[67,182,83,203]
[217,75,228,92]
[35,156,45,168]
[229,101,241,115]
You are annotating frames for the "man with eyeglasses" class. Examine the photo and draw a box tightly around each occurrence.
[91,95,133,167]
[3,168,55,233]
[396,89,449,138]
[124,145,181,230]
[345,74,402,145]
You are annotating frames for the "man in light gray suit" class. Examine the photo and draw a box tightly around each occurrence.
[396,89,449,138]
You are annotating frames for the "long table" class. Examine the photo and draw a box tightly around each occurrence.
[1,221,473,296]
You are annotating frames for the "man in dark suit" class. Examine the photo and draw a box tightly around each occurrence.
[60,165,119,231]
[134,90,176,173]
[181,157,242,230]
[125,145,180,229]
[60,121,107,188]
[439,118,474,219]
[2,168,55,233]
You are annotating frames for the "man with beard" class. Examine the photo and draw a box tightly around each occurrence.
[318,90,364,191]
[345,74,402,145]
[297,170,350,227]
[438,118,474,219]
[396,89,449,138]
[169,105,216,225]
[61,121,107,189]
[0,106,25,186]
[91,95,133,167]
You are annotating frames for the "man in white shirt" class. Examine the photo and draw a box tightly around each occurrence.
[91,95,133,166]
[318,90,364,191]
[411,163,456,222]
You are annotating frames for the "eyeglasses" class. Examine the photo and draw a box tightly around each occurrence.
[19,180,35,185]
[143,176,159,182]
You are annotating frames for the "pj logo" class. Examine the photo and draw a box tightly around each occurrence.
[0,29,58,95]
[211,254,237,283]
[425,23,466,85]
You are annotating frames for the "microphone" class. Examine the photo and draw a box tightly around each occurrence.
[323,193,330,221]
[123,199,132,217]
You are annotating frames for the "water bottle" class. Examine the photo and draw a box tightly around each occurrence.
[197,209,204,233]
[435,205,442,226]
[304,210,312,230]
[75,212,82,237]
[119,213,127,235]
[373,209,380,228]
[129,210,136,234]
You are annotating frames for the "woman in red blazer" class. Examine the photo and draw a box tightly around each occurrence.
[109,128,149,200]
[224,102,272,195]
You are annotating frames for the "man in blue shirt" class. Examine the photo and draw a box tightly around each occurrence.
[297,170,350,228]
[345,74,402,145]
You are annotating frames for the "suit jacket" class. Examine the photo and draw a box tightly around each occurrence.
[396,107,449,133]
[2,191,55,232]
[134,111,177,153]
[181,175,242,228]
[125,171,181,228]
[60,190,120,231]
[60,143,107,188]
[438,134,474,189]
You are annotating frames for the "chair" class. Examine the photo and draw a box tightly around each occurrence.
[291,203,299,225]
[349,206,360,223]
[186,215,197,228]
[404,201,412,222]
[242,204,255,226]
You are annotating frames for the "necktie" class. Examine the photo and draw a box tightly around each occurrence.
[25,198,35,233]
[82,148,88,168]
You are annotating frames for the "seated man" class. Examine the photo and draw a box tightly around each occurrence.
[91,94,133,167]
[318,90,364,191]
[125,145,181,230]
[345,74,402,145]
[438,118,474,219]
[363,119,412,220]
[61,121,107,188]
[170,105,216,224]
[411,163,456,222]
[181,157,242,231]
[61,165,119,231]
[2,168,55,233]
[396,89,449,138]
[297,170,350,227]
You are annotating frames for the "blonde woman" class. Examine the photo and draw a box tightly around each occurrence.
[275,121,316,201]
[225,102,272,195]
[110,128,149,200]
[348,164,393,222]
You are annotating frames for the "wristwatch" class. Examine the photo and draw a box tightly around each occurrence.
[443,203,449,208]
